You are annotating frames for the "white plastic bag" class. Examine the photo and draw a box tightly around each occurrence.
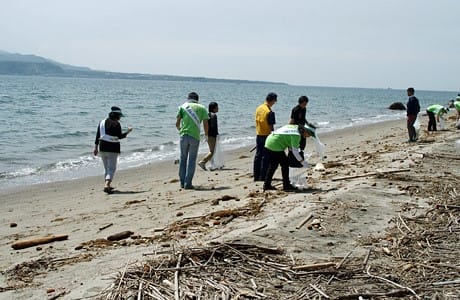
[413,118,421,139]
[210,135,225,170]
[439,117,445,130]
[289,167,308,190]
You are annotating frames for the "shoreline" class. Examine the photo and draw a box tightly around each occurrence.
[0,118,405,196]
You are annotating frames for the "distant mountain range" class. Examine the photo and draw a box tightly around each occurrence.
[0,50,285,85]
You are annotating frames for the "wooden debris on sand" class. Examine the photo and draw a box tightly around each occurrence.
[102,178,459,299]
[11,234,68,250]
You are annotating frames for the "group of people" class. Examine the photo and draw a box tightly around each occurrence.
[93,92,313,194]
[93,88,460,194]
[253,93,316,192]
[405,88,460,142]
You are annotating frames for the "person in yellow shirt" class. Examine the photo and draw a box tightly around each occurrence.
[253,92,277,181]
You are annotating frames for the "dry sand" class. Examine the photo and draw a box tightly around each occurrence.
[1,117,459,299]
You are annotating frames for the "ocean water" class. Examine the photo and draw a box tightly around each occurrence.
[0,75,455,191]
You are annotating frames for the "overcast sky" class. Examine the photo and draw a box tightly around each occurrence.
[1,0,459,91]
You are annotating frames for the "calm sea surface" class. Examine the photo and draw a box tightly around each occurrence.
[0,75,455,191]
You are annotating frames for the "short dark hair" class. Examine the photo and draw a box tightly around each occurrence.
[298,95,309,104]
[208,102,218,112]
[407,87,415,94]
[188,92,199,101]
[266,92,277,102]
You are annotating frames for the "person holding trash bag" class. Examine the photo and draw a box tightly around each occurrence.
[426,104,449,131]
[406,87,420,142]
[263,124,310,192]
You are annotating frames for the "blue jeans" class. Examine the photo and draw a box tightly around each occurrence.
[179,135,200,188]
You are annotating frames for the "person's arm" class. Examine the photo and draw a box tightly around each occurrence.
[203,119,209,136]
[290,148,303,161]
[268,111,276,131]
[176,116,181,131]
[94,124,100,156]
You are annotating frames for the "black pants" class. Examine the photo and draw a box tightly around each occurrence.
[253,135,269,181]
[264,149,290,189]
[427,110,437,131]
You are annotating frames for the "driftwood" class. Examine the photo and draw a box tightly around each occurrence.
[11,234,68,250]
[331,168,410,181]
[296,213,314,229]
[291,262,336,271]
[107,231,134,241]
[98,223,113,231]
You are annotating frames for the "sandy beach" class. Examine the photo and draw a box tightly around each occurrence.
[1,117,459,299]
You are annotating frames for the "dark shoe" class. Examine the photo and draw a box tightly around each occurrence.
[283,184,298,192]
[263,185,277,191]
[198,161,207,171]
[103,187,113,194]
[184,185,195,190]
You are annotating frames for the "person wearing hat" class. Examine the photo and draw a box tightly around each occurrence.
[426,104,449,131]
[263,124,310,192]
[94,106,133,194]
[253,92,277,182]
[176,92,209,189]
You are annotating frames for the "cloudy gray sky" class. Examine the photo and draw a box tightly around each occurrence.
[1,0,459,91]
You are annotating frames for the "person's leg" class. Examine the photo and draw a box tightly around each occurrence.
[427,111,436,131]
[259,137,269,181]
[407,115,416,141]
[299,136,306,152]
[200,136,216,164]
[101,152,118,193]
[279,153,292,189]
[179,136,189,188]
[253,135,266,181]
[263,149,280,190]
[185,136,200,188]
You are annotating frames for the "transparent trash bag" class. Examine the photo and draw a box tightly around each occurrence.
[289,167,308,190]
[210,135,225,170]
[312,135,326,160]
[439,117,445,130]
[413,118,421,139]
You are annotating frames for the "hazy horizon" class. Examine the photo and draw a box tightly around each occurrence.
[1,0,459,91]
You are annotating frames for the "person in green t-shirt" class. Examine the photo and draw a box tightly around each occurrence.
[454,95,460,121]
[426,104,448,131]
[176,92,209,189]
[263,124,311,192]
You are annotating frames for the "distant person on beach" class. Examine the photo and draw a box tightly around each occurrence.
[263,124,310,192]
[289,95,315,153]
[406,87,420,142]
[176,92,209,189]
[254,92,277,181]
[426,104,449,131]
[93,106,133,194]
[198,102,219,171]
[454,94,460,121]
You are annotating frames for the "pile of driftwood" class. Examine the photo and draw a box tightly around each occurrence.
[102,179,459,299]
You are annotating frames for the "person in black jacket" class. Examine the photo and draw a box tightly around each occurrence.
[406,87,420,142]
[289,95,312,152]
[198,102,219,170]
[94,106,133,193]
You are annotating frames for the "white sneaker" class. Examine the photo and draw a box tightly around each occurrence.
[198,161,207,171]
